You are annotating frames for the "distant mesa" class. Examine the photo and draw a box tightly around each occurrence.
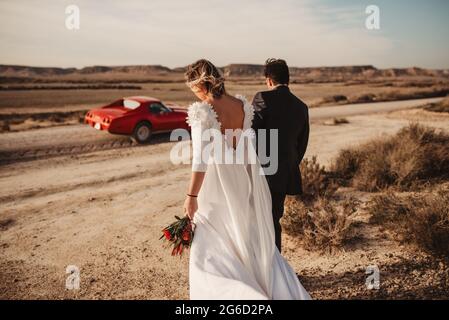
[0,64,173,76]
[222,64,265,76]
[0,63,447,80]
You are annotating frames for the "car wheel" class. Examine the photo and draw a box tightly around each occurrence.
[133,122,152,144]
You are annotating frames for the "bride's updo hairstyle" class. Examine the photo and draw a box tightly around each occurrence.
[185,59,226,98]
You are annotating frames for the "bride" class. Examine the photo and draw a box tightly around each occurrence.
[183,59,310,300]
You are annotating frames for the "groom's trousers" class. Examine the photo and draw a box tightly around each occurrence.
[271,192,287,253]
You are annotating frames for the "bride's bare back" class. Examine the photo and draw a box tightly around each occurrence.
[207,94,245,148]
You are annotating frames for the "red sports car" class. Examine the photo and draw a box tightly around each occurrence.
[85,96,189,143]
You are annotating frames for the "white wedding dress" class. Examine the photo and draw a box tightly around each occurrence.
[187,95,311,300]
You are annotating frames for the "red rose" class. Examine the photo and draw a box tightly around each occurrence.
[160,216,195,256]
[182,229,191,241]
[164,230,172,241]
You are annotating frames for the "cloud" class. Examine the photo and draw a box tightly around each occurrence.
[0,0,393,68]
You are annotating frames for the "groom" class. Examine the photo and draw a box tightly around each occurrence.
[252,58,309,253]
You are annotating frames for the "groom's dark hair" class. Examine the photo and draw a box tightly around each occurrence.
[264,58,289,85]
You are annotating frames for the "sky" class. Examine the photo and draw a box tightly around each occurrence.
[0,0,448,69]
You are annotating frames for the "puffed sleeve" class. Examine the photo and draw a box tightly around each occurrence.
[186,102,218,172]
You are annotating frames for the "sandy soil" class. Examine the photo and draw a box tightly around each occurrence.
[1,102,449,299]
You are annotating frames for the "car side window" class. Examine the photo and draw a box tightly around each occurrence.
[149,103,170,114]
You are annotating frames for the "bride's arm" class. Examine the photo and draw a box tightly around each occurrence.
[184,121,209,220]
[184,171,205,220]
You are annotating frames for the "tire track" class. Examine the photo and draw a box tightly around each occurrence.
[0,124,176,165]
[0,162,181,205]
[0,139,137,165]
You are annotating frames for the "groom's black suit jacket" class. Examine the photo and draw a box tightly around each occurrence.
[252,85,309,195]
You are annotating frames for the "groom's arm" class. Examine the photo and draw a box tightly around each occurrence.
[297,110,309,163]
[251,92,267,130]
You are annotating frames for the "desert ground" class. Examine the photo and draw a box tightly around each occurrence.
[1,94,449,299]
[1,64,449,299]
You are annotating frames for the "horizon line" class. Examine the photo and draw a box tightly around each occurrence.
[1,62,448,71]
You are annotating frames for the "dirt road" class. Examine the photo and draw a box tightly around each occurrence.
[0,97,442,164]
[1,102,448,299]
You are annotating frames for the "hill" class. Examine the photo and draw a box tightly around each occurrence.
[1,63,448,83]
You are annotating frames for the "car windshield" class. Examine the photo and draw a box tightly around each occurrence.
[149,103,171,114]
[123,99,141,110]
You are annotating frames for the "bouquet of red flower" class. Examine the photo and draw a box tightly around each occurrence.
[160,215,195,256]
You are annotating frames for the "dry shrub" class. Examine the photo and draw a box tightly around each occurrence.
[346,89,449,105]
[1,121,10,132]
[367,185,449,257]
[395,88,449,100]
[283,197,309,237]
[331,124,449,191]
[332,117,349,125]
[368,190,419,225]
[424,97,449,113]
[283,158,360,254]
[283,196,358,253]
[323,118,350,126]
[300,156,338,203]
[330,149,363,183]
[322,95,348,104]
[352,93,377,103]
[0,218,15,231]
